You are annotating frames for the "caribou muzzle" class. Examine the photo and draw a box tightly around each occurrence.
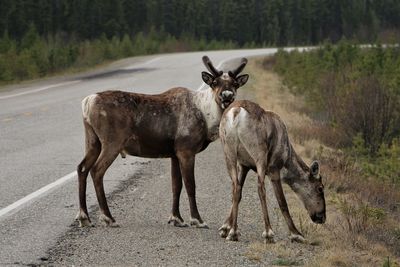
[311,211,326,224]
[220,90,235,108]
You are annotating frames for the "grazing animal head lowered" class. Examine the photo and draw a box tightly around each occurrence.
[282,160,326,224]
[219,100,326,243]
[201,56,249,109]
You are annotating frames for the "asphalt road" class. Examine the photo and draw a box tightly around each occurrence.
[0,48,291,266]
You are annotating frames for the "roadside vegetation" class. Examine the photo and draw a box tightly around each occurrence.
[273,41,400,186]
[242,43,399,266]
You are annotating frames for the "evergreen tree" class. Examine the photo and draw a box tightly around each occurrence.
[1,0,400,49]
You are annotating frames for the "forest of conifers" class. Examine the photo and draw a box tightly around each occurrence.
[1,0,400,82]
[2,0,400,44]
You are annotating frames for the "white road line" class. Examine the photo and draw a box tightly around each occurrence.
[0,171,76,218]
[0,56,164,219]
[0,80,82,100]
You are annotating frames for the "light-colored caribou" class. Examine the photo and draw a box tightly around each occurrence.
[219,100,326,242]
[76,56,249,228]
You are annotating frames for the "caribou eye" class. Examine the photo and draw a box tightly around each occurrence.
[318,186,324,194]
[212,80,218,86]
[233,82,239,88]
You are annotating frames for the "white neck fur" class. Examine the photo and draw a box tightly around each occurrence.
[193,87,223,141]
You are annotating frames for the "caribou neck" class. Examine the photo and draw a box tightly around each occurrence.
[193,87,223,141]
[283,145,310,184]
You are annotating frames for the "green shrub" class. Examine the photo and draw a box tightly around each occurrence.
[273,41,400,184]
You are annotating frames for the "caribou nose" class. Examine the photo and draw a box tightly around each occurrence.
[311,212,326,224]
[221,90,234,100]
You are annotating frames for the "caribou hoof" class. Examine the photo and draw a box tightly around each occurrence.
[262,229,275,243]
[226,229,240,241]
[190,218,208,229]
[289,233,307,243]
[168,215,189,227]
[218,224,231,238]
[75,210,93,227]
[99,214,119,227]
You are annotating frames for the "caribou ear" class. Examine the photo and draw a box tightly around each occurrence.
[310,161,320,178]
[236,74,249,87]
[202,71,214,85]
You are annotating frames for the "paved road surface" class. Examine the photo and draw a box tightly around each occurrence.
[0,49,302,266]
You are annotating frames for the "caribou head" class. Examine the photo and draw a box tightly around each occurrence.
[201,56,249,109]
[283,161,326,224]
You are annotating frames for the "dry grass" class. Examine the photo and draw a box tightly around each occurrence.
[243,58,400,266]
[243,242,265,262]
[244,241,304,266]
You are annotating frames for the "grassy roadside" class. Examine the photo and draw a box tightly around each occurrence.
[242,59,400,266]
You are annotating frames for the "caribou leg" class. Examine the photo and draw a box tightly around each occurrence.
[76,121,101,227]
[270,171,305,243]
[219,164,249,239]
[90,144,120,227]
[76,148,100,227]
[223,158,242,241]
[168,157,188,227]
[176,151,207,228]
[256,164,275,243]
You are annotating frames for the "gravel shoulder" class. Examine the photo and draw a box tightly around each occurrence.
[47,143,318,266]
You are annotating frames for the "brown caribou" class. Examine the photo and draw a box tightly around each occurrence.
[76,56,249,228]
[219,100,326,242]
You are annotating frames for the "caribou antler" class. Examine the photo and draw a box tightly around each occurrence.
[202,56,223,77]
[228,58,248,78]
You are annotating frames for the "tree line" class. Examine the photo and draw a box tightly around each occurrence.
[0,25,238,82]
[1,0,400,83]
[1,0,400,45]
